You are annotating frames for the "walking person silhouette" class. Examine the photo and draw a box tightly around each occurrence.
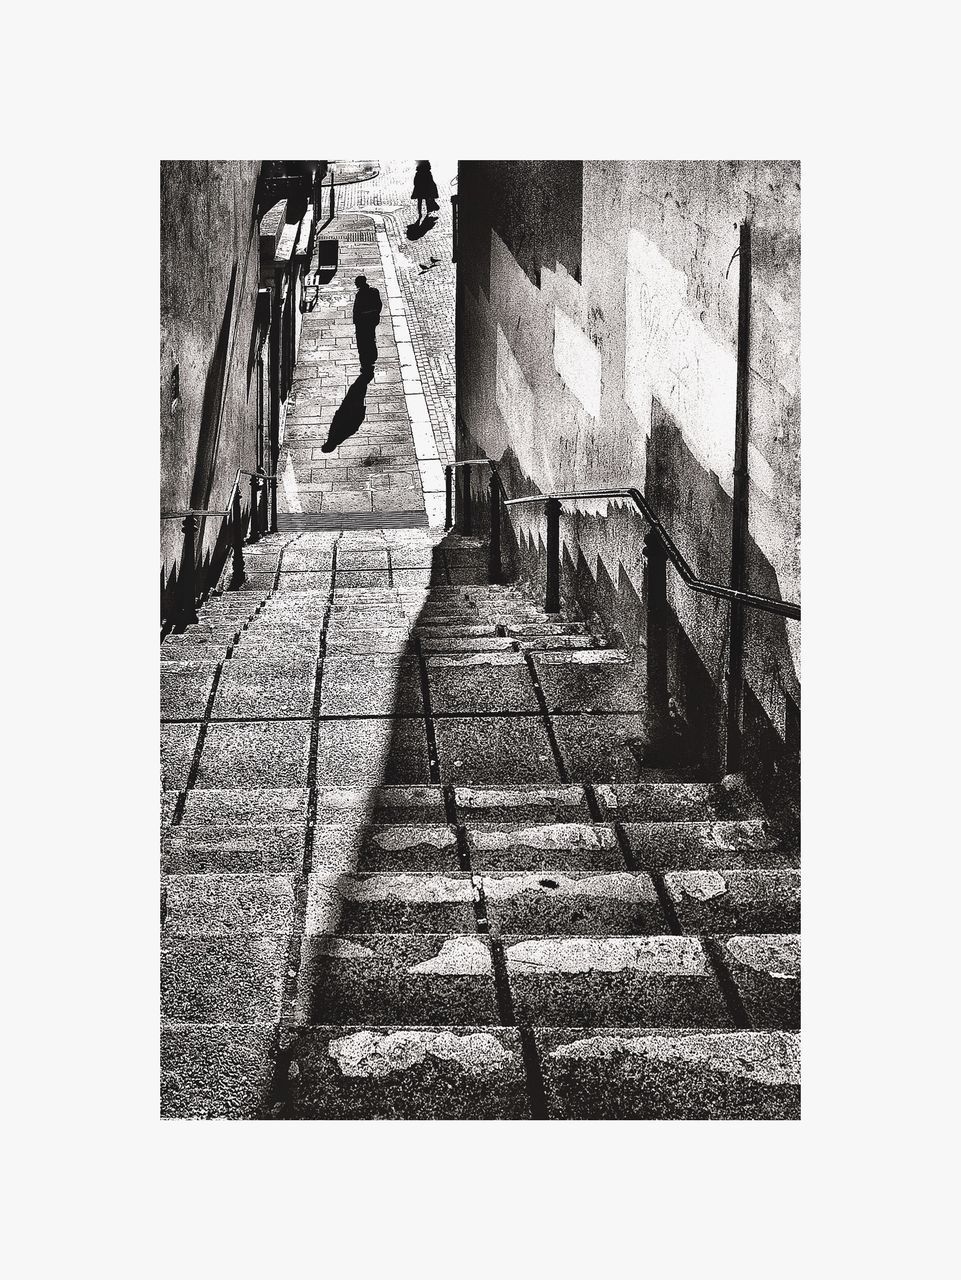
[411,161,439,221]
[352,274,382,376]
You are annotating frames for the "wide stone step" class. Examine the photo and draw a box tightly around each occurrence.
[314,785,447,826]
[480,871,666,935]
[594,779,765,822]
[312,821,460,872]
[162,824,306,874]
[536,1028,800,1119]
[453,784,592,824]
[716,934,800,1029]
[283,1025,530,1119]
[663,869,801,933]
[301,933,500,1025]
[501,935,730,1026]
[532,650,643,712]
[163,873,296,936]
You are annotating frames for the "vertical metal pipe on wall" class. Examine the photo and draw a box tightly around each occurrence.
[726,221,752,772]
[268,277,281,533]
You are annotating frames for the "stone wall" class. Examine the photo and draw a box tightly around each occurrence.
[456,161,800,808]
[160,161,264,618]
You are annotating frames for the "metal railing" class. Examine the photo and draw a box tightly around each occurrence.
[161,467,276,630]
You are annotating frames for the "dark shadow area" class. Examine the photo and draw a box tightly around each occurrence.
[322,373,374,453]
[190,265,238,513]
[406,215,438,241]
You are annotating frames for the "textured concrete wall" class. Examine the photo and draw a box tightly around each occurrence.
[160,161,263,605]
[457,160,800,794]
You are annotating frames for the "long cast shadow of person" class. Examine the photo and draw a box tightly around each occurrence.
[321,371,374,454]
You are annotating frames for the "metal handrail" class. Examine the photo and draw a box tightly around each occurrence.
[503,486,800,621]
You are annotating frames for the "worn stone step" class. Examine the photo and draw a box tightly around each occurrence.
[211,659,316,719]
[621,820,793,869]
[413,623,498,638]
[454,785,592,825]
[161,1024,276,1119]
[532,650,643,712]
[501,935,730,1027]
[162,824,305,874]
[481,871,666,935]
[283,1026,530,1119]
[427,652,539,714]
[506,621,590,637]
[466,822,625,871]
[163,873,296,936]
[308,871,476,933]
[594,778,765,822]
[716,934,800,1029]
[536,1028,800,1119]
[314,785,446,826]
[421,635,517,653]
[301,933,499,1025]
[516,634,607,651]
[161,661,219,720]
[180,786,310,825]
[319,654,423,716]
[161,933,288,1023]
[664,870,801,933]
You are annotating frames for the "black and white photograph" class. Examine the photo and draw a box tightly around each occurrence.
[160,159,801,1121]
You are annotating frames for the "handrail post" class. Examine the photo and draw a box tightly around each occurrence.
[230,489,246,588]
[248,476,261,543]
[460,467,473,536]
[488,470,502,584]
[545,496,561,613]
[444,465,453,531]
[177,513,199,629]
[259,477,269,538]
[643,528,670,756]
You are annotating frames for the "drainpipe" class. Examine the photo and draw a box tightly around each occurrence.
[726,221,751,772]
[269,274,281,532]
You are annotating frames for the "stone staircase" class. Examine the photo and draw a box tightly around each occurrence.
[161,527,800,1120]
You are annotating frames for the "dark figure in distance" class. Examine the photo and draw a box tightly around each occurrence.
[412,161,439,220]
[352,274,382,375]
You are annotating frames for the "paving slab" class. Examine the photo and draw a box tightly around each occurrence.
[275,571,332,593]
[717,935,801,1029]
[481,871,666,935]
[161,723,200,789]
[284,1026,529,1119]
[314,785,446,826]
[337,549,389,571]
[427,652,539,713]
[664,870,801,933]
[195,720,311,788]
[162,824,305,874]
[550,714,648,781]
[594,782,727,823]
[502,935,730,1026]
[533,651,644,712]
[315,716,431,785]
[536,1028,800,1119]
[211,659,316,719]
[434,716,560,784]
[465,822,625,872]
[161,934,288,1023]
[161,1024,277,1119]
[161,662,218,720]
[301,933,498,1025]
[319,654,422,716]
[163,874,297,936]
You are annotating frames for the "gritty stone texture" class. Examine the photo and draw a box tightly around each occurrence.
[427,653,539,714]
[434,716,560,784]
[280,550,335,572]
[358,824,460,871]
[161,791,179,824]
[319,654,423,716]
[503,935,729,1026]
[593,782,726,822]
[161,723,200,789]
[161,825,305,874]
[337,550,389,571]
[163,874,296,936]
[307,871,475,934]
[161,934,287,1023]
[211,660,316,719]
[285,1026,529,1119]
[161,1024,277,1119]
[301,932,498,1025]
[180,786,309,825]
[334,570,392,589]
[161,662,218,720]
[195,720,311,788]
[550,714,648,781]
[537,1029,800,1119]
[718,934,801,1029]
[314,717,431,785]
[454,785,591,824]
[665,869,801,933]
[466,823,624,871]
[275,571,332,593]
[314,785,446,826]
[622,819,789,869]
[532,652,644,713]
[481,871,665,935]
